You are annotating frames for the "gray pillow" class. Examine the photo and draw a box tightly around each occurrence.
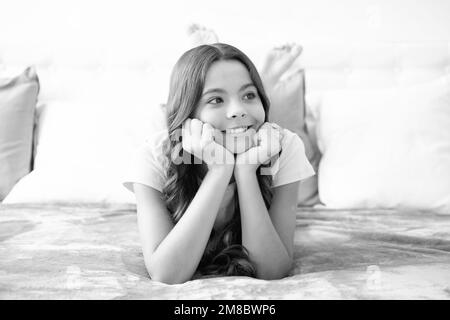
[0,66,39,201]
[267,69,320,206]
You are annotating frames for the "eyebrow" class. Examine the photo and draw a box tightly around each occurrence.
[201,83,256,97]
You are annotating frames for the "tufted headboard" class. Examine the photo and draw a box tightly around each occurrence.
[2,42,449,108]
[2,0,450,100]
[299,42,450,94]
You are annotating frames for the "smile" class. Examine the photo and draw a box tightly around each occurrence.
[217,126,257,154]
[222,126,251,134]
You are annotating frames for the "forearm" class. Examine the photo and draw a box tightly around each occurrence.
[235,168,293,279]
[149,167,233,284]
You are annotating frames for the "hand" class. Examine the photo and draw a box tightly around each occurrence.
[181,118,235,170]
[235,122,284,172]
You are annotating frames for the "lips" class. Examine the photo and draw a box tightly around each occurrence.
[222,125,253,135]
[226,126,248,134]
[216,126,257,154]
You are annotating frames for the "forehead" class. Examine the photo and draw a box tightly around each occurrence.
[203,60,253,90]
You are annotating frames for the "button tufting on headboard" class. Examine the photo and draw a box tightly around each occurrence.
[1,41,450,102]
[302,42,450,94]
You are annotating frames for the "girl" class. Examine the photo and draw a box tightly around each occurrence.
[123,43,315,284]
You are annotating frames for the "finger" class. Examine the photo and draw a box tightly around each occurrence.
[261,124,281,154]
[182,131,191,153]
[279,126,285,142]
[253,126,261,146]
[254,122,267,144]
[181,119,186,137]
[271,123,284,143]
[270,122,281,130]
[260,122,272,130]
[212,128,225,146]
[257,122,271,142]
[268,123,281,142]
[253,133,259,147]
[181,119,191,150]
[190,118,203,139]
[266,122,282,138]
[270,129,282,154]
[271,123,282,138]
[171,141,183,163]
[190,119,203,146]
[291,44,303,58]
[190,119,203,154]
[200,123,214,148]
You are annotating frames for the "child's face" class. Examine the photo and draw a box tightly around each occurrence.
[193,59,265,154]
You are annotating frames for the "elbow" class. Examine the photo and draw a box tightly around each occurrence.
[150,273,185,285]
[145,261,190,285]
[147,269,187,285]
[257,257,293,280]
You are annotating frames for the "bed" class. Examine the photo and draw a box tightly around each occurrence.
[1,203,449,299]
[1,0,450,300]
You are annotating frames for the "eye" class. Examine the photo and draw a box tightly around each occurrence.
[207,97,223,105]
[244,92,257,100]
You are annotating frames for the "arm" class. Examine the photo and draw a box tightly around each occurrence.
[134,165,233,284]
[234,167,297,280]
[134,118,235,284]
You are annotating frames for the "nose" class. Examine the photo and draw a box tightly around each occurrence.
[226,101,247,119]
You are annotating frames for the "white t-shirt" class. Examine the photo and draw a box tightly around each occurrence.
[122,127,315,194]
[122,127,315,228]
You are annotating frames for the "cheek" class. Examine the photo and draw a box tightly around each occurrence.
[194,108,223,127]
[252,104,266,128]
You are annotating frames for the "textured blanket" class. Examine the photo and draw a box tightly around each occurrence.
[1,203,449,299]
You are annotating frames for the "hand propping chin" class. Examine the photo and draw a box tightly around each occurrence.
[236,122,283,168]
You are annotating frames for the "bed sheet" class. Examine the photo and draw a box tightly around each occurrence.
[1,203,449,299]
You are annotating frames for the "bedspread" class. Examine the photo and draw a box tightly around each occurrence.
[1,203,449,300]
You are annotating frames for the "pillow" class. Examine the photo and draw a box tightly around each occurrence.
[0,66,39,201]
[3,98,166,204]
[267,69,320,206]
[268,69,307,136]
[2,60,171,204]
[316,75,450,213]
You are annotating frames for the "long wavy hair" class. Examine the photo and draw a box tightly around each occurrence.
[162,43,274,278]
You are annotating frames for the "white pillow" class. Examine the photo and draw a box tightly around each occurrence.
[3,62,171,204]
[4,98,167,204]
[316,75,450,213]
[0,67,38,201]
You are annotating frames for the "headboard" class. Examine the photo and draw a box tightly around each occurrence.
[299,42,450,94]
[2,1,450,104]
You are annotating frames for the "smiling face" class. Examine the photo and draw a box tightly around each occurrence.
[193,59,266,154]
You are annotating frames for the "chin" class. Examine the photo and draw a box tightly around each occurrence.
[225,140,253,154]
[221,128,257,154]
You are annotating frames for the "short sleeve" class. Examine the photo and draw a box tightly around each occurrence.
[122,130,168,193]
[270,128,316,188]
